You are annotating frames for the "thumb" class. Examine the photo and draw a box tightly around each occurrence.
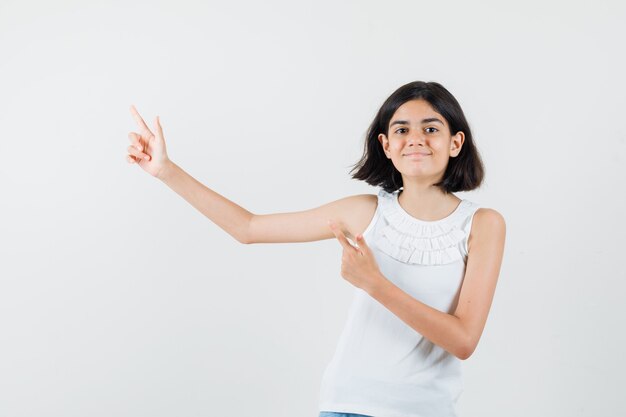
[356,234,370,252]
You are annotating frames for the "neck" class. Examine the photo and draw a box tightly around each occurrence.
[397,180,460,221]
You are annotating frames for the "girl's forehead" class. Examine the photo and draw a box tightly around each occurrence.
[395,99,438,115]
[391,99,447,125]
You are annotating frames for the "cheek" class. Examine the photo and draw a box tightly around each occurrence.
[390,142,404,152]
[430,140,451,154]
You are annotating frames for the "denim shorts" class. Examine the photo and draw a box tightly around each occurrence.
[319,412,373,417]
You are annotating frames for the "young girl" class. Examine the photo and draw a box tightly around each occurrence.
[126,81,506,417]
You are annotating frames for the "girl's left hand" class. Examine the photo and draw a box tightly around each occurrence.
[328,220,385,294]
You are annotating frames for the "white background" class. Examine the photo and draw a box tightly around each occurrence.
[1,0,625,416]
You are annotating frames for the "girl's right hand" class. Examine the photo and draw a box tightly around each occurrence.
[126,104,171,179]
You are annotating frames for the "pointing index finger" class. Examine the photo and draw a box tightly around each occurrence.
[328,220,358,252]
[130,104,154,137]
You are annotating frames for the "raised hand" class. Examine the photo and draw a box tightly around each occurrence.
[126,105,171,179]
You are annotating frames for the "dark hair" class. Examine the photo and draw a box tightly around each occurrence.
[350,81,484,194]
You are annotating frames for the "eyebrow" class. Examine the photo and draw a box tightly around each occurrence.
[390,118,444,127]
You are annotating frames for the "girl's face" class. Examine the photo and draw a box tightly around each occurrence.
[378,99,464,184]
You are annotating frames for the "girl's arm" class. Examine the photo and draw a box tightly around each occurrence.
[367,208,506,360]
[157,161,375,245]
[157,161,252,243]
[127,106,374,245]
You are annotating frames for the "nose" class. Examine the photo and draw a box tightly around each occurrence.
[407,131,426,146]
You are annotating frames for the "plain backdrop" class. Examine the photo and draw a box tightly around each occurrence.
[1,0,625,416]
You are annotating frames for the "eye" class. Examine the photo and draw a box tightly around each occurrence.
[395,127,408,134]
[425,127,438,133]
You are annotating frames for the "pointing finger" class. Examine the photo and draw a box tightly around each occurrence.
[130,104,154,138]
[328,220,358,253]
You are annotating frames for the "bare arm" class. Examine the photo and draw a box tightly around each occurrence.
[368,208,506,360]
[158,160,373,245]
[157,161,253,244]
[246,193,375,244]
[126,106,374,245]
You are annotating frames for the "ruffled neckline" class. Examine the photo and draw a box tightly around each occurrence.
[375,188,477,265]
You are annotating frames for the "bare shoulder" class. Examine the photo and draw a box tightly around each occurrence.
[474,208,506,227]
[339,193,379,241]
[468,208,506,250]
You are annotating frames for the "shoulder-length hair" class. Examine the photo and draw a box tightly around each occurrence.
[350,81,484,194]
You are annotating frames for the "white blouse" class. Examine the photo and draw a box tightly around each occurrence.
[318,187,482,417]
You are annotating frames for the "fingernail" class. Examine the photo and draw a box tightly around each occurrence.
[144,155,150,160]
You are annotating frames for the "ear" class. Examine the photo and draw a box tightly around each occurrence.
[450,131,465,157]
[378,133,391,158]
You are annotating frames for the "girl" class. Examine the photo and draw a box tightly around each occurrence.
[126,81,506,417]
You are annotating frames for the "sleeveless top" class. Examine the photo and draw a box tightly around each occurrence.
[318,187,482,417]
